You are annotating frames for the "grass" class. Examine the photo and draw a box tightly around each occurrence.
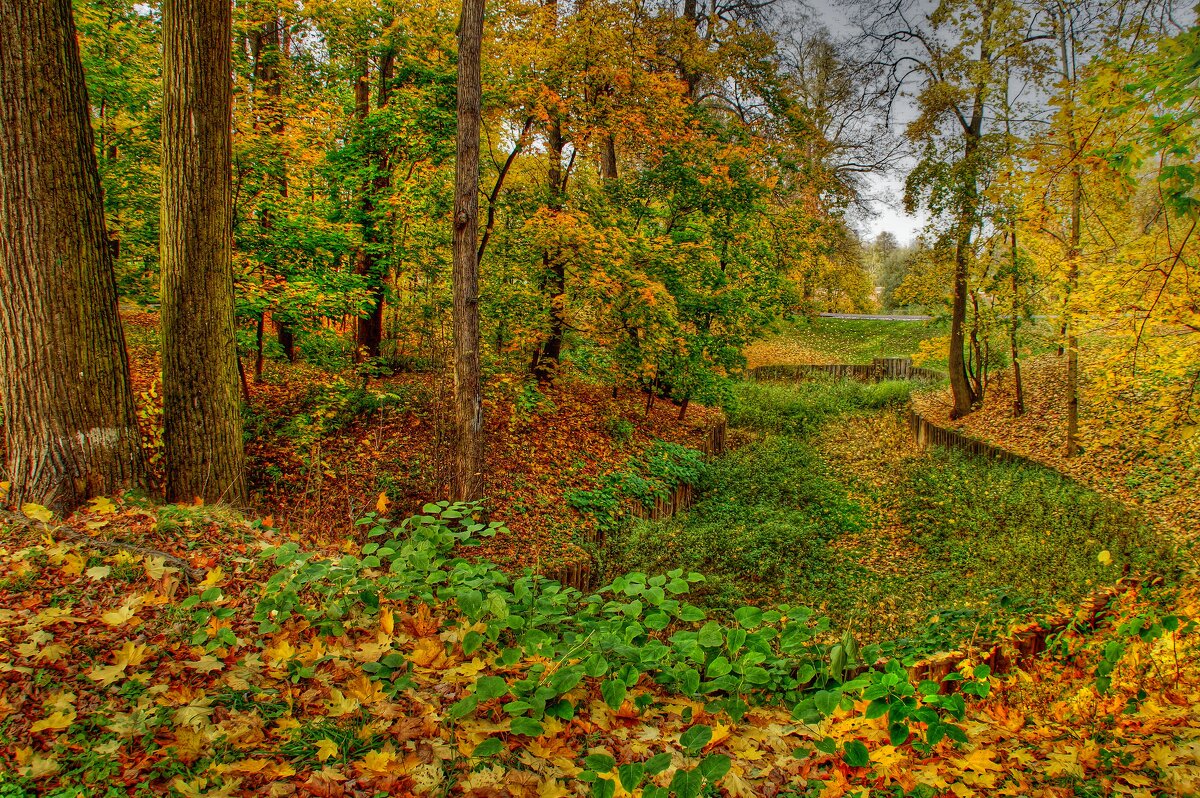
[604,435,864,613]
[607,377,1172,653]
[755,317,948,365]
[725,377,915,435]
[888,448,1170,650]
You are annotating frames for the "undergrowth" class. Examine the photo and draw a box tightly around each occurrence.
[726,378,913,434]
[606,436,863,613]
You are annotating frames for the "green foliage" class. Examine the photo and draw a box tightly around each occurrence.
[567,442,709,533]
[609,436,864,612]
[896,448,1167,602]
[726,378,914,435]
[282,380,409,448]
[249,501,990,751]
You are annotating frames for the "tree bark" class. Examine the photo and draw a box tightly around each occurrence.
[353,50,394,362]
[0,0,145,510]
[452,0,486,502]
[601,134,618,181]
[1059,9,1081,457]
[532,115,566,381]
[160,0,246,504]
[1009,227,1025,417]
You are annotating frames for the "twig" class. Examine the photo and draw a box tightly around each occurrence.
[0,509,205,582]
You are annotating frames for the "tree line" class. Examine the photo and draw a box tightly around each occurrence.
[2,0,1194,513]
[1,0,885,512]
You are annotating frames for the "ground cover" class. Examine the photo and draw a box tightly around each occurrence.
[745,318,948,370]
[609,380,1163,653]
[100,311,724,578]
[1,496,1196,797]
[912,355,1200,547]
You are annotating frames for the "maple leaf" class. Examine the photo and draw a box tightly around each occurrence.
[145,556,179,580]
[410,637,448,669]
[88,496,117,514]
[316,738,339,762]
[30,709,76,733]
[173,698,216,729]
[21,503,53,524]
[201,566,224,587]
[101,596,142,627]
[86,565,111,580]
[324,689,360,717]
[263,638,297,668]
[187,654,225,674]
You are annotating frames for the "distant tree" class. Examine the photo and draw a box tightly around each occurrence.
[0,0,145,510]
[160,0,246,503]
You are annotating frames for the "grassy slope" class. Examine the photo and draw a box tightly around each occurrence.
[609,382,1164,651]
[745,318,948,369]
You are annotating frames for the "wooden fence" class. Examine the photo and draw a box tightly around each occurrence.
[544,419,727,591]
[907,408,1040,467]
[752,357,945,384]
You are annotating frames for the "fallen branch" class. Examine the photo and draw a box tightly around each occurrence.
[0,509,205,583]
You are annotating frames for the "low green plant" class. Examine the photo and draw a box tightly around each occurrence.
[567,441,708,533]
[896,449,1169,608]
[244,501,989,760]
[608,435,863,612]
[725,378,913,435]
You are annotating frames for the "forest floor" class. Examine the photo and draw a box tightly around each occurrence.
[1,317,1198,797]
[912,355,1200,547]
[119,311,722,578]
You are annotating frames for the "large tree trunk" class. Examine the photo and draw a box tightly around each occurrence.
[0,0,145,511]
[160,0,246,504]
[452,0,486,502]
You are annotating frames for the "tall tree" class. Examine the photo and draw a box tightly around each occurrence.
[865,0,1045,418]
[452,0,486,501]
[0,0,145,511]
[160,0,246,504]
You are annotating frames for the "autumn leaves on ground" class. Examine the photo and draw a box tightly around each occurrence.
[2,315,1199,797]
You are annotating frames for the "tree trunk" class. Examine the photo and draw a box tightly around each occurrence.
[452,0,486,502]
[353,51,394,363]
[948,212,979,418]
[0,0,145,510]
[532,114,566,381]
[251,15,292,370]
[601,134,618,181]
[277,319,296,362]
[1009,227,1025,417]
[1059,10,1081,457]
[160,0,246,504]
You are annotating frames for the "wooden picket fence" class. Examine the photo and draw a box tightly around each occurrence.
[752,357,945,384]
[543,419,728,591]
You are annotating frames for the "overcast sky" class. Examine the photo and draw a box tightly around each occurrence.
[801,0,930,246]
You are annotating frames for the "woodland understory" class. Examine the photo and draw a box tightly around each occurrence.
[1,0,1199,795]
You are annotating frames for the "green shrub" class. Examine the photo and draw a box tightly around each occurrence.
[725,379,913,435]
[607,436,864,612]
[567,441,708,533]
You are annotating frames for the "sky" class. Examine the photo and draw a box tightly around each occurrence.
[802,0,930,246]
